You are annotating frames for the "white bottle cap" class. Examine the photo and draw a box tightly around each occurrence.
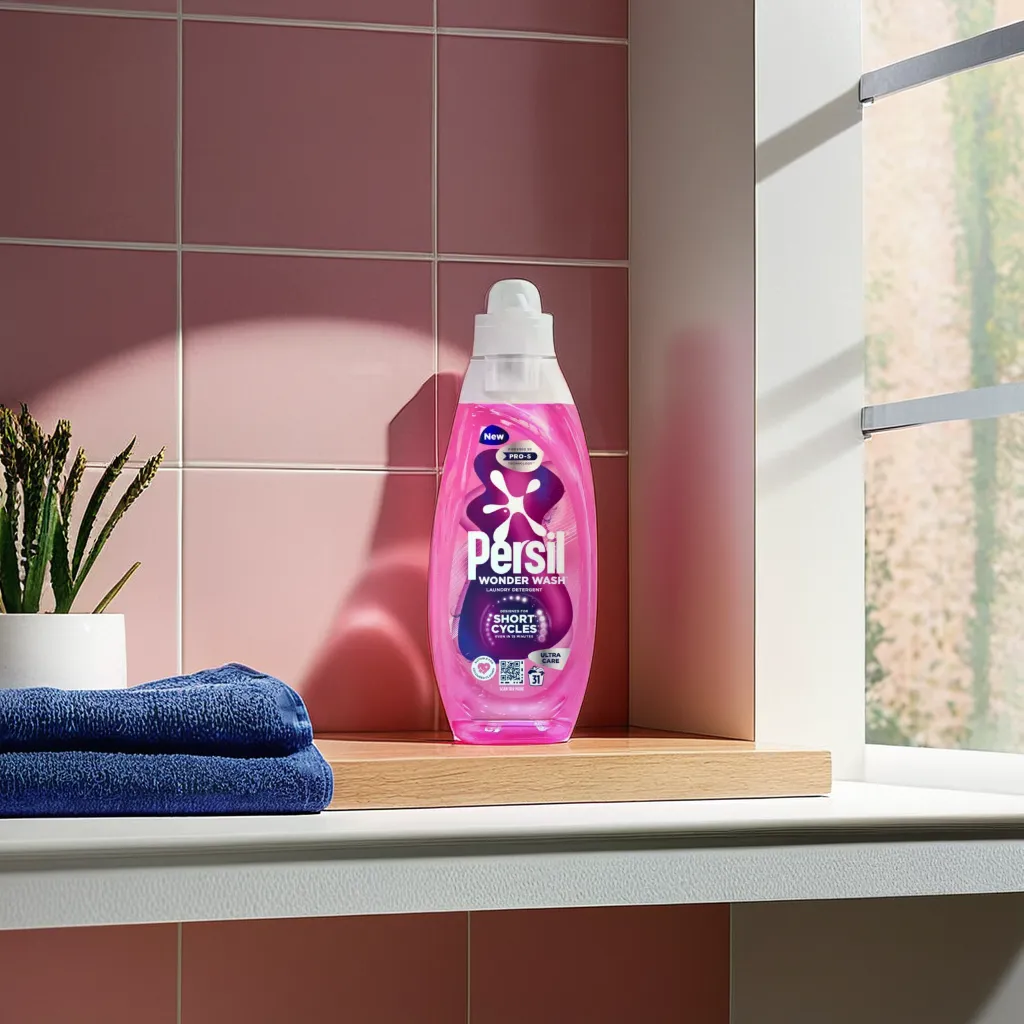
[472,279,555,358]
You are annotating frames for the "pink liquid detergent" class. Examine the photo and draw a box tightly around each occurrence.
[428,281,597,743]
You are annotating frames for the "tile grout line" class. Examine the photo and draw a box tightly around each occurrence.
[439,26,627,45]
[626,0,632,454]
[445,253,629,268]
[175,0,184,677]
[176,921,183,1024]
[0,2,178,17]
[0,236,178,251]
[186,243,432,260]
[431,0,441,733]
[0,237,628,268]
[0,4,628,44]
[626,0,632,731]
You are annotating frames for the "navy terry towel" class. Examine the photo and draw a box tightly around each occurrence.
[0,664,312,757]
[0,745,334,816]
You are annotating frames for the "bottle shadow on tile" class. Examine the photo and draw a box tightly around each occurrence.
[298,372,462,735]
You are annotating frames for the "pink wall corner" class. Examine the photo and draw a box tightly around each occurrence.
[182,914,467,1024]
[0,924,178,1024]
[630,0,756,741]
[630,328,754,739]
[579,457,630,727]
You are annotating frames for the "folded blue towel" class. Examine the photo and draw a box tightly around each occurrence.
[0,745,334,816]
[0,664,312,757]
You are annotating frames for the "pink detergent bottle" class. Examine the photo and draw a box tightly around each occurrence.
[429,280,597,744]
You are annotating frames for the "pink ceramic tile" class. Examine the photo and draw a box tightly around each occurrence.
[183,253,434,468]
[438,37,628,260]
[439,0,628,38]
[67,469,179,684]
[184,0,431,23]
[184,469,437,731]
[438,262,628,455]
[577,456,628,727]
[0,924,177,1024]
[472,905,730,1024]
[0,245,178,465]
[183,22,432,251]
[183,915,466,1024]
[0,12,176,242]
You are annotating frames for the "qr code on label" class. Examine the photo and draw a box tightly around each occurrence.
[499,660,525,686]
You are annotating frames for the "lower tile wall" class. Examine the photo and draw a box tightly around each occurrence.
[0,906,730,1024]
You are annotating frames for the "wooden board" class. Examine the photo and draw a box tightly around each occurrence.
[314,731,831,810]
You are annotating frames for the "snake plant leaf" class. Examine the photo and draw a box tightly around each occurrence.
[20,447,47,583]
[17,405,43,453]
[61,447,87,525]
[73,437,134,579]
[0,409,20,543]
[92,562,141,614]
[51,513,73,615]
[70,449,162,608]
[49,420,71,481]
[0,504,21,613]
[21,478,58,614]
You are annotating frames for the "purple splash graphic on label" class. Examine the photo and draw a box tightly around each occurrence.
[457,451,573,662]
[466,450,562,539]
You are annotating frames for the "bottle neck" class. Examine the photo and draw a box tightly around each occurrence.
[458,355,573,405]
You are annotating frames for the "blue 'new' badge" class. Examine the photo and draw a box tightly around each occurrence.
[479,425,509,446]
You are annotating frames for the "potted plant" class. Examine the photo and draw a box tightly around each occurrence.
[0,406,164,689]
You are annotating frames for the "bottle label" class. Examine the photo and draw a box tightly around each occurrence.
[449,423,578,696]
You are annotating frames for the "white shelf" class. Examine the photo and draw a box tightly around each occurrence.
[4,782,1024,930]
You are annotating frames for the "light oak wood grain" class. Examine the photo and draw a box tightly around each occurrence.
[315,731,831,810]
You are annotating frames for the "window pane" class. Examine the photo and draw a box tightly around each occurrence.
[864,0,1023,71]
[866,414,1024,752]
[865,8,1024,404]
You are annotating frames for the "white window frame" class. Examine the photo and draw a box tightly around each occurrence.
[757,3,1024,795]
[861,20,1024,794]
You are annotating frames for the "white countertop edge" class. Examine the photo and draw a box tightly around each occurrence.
[4,782,1024,929]
[3,834,1024,931]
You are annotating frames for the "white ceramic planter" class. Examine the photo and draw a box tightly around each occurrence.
[0,615,127,690]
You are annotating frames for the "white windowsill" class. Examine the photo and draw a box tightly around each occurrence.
[865,743,1024,796]
[3,781,1024,930]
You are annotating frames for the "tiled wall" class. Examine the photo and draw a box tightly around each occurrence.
[0,0,630,730]
[0,906,731,1023]
[0,2,729,1020]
